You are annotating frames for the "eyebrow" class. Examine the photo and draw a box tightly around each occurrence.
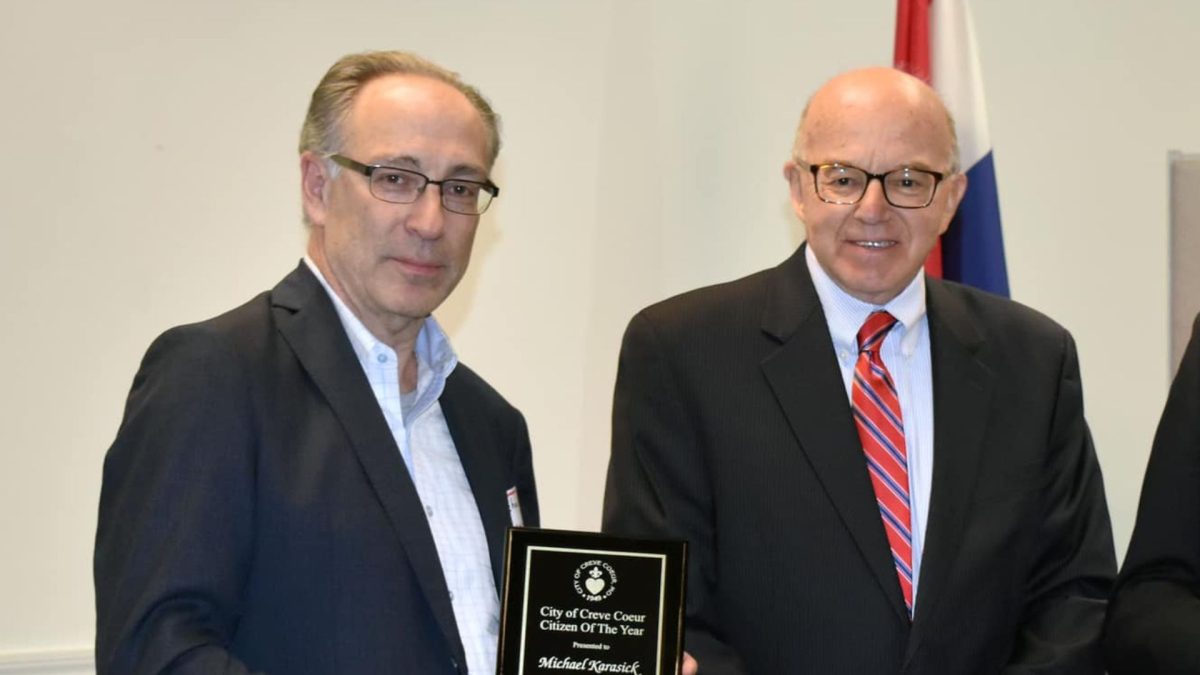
[375,155,489,181]
[820,160,942,173]
[894,162,939,173]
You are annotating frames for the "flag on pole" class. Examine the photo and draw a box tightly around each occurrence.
[894,0,1009,297]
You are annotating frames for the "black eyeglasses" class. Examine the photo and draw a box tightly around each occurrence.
[328,154,500,215]
[800,161,946,209]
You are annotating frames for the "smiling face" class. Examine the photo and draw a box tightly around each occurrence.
[784,68,966,306]
[301,73,492,346]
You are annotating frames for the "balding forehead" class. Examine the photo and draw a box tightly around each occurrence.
[810,69,944,126]
[819,67,934,102]
[793,67,959,170]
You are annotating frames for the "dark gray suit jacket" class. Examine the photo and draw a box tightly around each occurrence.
[603,246,1114,674]
[95,263,539,674]
[1104,313,1200,674]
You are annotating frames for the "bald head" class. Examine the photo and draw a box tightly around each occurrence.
[793,67,959,173]
[781,66,968,305]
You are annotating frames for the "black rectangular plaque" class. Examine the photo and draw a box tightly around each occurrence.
[496,528,686,675]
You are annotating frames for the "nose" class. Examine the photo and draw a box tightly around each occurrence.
[405,185,446,239]
[854,177,891,223]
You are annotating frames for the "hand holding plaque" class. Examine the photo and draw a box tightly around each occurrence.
[496,528,687,675]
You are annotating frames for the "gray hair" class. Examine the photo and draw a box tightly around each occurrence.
[299,50,501,166]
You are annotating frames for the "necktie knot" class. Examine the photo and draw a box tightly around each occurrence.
[857,311,898,354]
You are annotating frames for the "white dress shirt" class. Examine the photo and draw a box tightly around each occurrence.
[305,257,499,674]
[805,246,935,607]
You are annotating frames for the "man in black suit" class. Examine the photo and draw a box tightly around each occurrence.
[602,67,1116,673]
[1105,313,1200,674]
[94,51,538,674]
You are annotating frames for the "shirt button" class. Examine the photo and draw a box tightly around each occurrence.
[425,505,434,518]
[489,617,500,634]
[376,353,388,363]
[448,591,455,602]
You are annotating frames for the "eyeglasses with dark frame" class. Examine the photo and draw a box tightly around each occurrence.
[799,161,946,209]
[327,154,500,215]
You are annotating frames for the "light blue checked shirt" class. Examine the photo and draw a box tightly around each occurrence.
[305,257,500,674]
[805,246,934,608]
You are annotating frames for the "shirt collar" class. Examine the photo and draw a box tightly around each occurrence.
[303,255,458,392]
[804,245,926,357]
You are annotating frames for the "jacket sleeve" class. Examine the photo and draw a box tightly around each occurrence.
[94,326,262,675]
[601,311,750,675]
[1104,314,1200,675]
[1002,332,1117,674]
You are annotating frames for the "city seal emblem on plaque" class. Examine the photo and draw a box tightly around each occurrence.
[573,559,617,602]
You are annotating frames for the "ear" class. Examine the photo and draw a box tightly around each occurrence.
[783,160,807,222]
[936,172,968,236]
[300,151,331,226]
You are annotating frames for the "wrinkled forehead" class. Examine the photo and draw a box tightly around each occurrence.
[800,84,956,168]
[342,75,492,171]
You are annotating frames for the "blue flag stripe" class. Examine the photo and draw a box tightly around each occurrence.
[942,151,1009,297]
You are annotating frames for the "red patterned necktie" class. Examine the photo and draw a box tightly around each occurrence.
[851,310,913,619]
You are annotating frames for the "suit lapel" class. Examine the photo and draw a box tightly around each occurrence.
[440,370,510,591]
[904,280,996,661]
[270,263,467,666]
[759,248,911,623]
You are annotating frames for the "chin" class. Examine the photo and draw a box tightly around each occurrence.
[842,279,903,304]
[386,294,443,318]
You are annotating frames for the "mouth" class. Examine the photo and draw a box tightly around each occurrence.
[850,239,898,250]
[391,257,444,277]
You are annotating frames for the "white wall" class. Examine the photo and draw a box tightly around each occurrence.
[2,0,1197,664]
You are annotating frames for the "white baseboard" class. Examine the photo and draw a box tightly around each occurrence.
[0,649,93,675]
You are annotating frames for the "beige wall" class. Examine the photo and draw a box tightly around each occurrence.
[1171,153,1200,367]
[2,0,1199,661]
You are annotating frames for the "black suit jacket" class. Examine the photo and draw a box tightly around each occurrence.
[602,247,1115,674]
[1104,313,1200,674]
[94,263,539,675]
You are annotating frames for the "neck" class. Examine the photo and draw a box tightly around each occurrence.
[306,237,422,392]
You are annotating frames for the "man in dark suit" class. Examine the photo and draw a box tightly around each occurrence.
[602,67,1115,673]
[94,51,538,674]
[1105,313,1200,674]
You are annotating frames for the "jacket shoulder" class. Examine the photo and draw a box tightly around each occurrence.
[634,267,776,334]
[930,279,1074,353]
[147,290,274,352]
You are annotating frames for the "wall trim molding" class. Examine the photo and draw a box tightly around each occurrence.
[0,649,93,674]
